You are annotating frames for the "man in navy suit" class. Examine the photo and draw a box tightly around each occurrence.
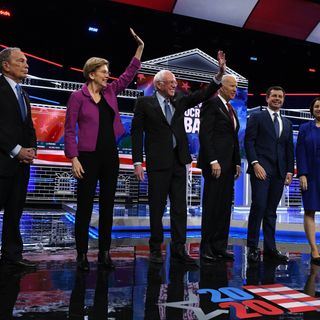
[245,86,294,264]
[0,47,37,268]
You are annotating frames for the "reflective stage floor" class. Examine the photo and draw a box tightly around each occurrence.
[1,207,320,319]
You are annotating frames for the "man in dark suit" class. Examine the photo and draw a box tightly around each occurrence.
[0,47,37,268]
[245,86,294,264]
[131,51,226,266]
[197,74,241,263]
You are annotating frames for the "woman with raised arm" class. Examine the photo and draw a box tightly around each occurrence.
[64,28,144,271]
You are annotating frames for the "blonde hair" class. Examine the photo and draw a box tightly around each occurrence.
[83,57,109,81]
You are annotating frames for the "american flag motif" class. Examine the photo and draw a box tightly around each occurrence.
[243,283,320,313]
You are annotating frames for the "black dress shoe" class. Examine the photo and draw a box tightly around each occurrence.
[76,253,89,271]
[200,250,219,263]
[215,250,234,261]
[98,251,115,269]
[1,258,38,269]
[14,259,38,268]
[171,251,198,267]
[310,255,320,266]
[149,250,163,264]
[263,249,289,264]
[247,247,261,263]
[171,243,198,267]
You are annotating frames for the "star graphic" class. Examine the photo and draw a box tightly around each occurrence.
[181,81,191,91]
[137,74,146,82]
[40,123,49,134]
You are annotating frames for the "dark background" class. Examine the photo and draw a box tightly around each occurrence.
[1,0,319,108]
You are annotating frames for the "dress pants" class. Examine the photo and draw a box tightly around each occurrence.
[247,173,285,251]
[0,164,30,261]
[76,150,119,253]
[147,150,187,251]
[200,170,234,253]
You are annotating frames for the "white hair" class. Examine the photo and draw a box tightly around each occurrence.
[221,74,237,85]
[153,69,172,87]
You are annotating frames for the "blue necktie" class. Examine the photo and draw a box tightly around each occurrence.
[273,113,280,138]
[164,99,176,148]
[164,99,172,124]
[16,84,27,121]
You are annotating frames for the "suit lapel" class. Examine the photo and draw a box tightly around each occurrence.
[233,108,240,132]
[152,94,170,125]
[0,76,24,121]
[217,98,230,120]
[21,88,31,120]
[279,115,288,139]
[217,98,238,131]
[263,110,277,138]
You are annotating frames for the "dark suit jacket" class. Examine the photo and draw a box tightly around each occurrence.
[0,75,36,176]
[197,96,241,175]
[244,109,294,178]
[131,80,220,172]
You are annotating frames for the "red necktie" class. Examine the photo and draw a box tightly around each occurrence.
[226,102,235,129]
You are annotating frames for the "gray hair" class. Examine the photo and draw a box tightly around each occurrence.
[0,47,21,72]
[153,69,172,87]
[221,74,237,85]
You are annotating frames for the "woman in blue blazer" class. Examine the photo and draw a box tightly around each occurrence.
[296,97,320,265]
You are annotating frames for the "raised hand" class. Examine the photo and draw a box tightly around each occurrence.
[130,28,144,48]
[130,28,144,60]
[217,50,226,72]
[214,50,226,81]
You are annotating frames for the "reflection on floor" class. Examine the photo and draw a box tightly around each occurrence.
[1,242,320,318]
[1,208,320,319]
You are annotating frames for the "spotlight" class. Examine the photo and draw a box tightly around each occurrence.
[0,9,11,17]
[88,26,98,33]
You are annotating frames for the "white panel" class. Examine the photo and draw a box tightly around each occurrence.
[173,0,258,27]
[306,22,320,44]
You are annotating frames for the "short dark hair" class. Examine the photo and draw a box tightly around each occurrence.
[309,96,320,116]
[266,86,285,98]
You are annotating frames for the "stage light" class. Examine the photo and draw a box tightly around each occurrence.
[308,68,316,73]
[0,9,11,17]
[88,26,98,33]
[250,56,257,61]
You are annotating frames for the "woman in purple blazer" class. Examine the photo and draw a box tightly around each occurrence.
[296,97,320,265]
[64,28,144,271]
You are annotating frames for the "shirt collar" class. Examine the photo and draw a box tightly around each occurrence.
[218,94,228,107]
[267,107,280,117]
[4,75,19,93]
[156,91,168,106]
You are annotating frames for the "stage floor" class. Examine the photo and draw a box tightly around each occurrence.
[1,240,320,319]
[1,206,320,319]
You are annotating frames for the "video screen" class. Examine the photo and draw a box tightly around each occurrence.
[31,105,135,166]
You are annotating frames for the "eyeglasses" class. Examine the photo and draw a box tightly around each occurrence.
[159,80,178,86]
[96,70,111,76]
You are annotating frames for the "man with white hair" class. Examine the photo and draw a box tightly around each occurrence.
[131,51,226,266]
[197,74,241,264]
